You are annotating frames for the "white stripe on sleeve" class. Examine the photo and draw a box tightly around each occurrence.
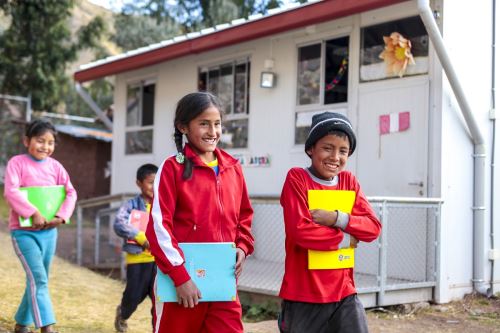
[152,159,184,266]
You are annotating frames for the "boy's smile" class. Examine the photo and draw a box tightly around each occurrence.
[306,134,350,180]
[137,173,156,202]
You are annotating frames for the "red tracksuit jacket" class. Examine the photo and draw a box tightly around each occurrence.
[279,167,381,303]
[146,144,254,287]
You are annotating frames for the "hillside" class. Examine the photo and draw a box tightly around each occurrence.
[69,0,122,74]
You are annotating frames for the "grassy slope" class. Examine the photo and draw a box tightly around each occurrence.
[0,186,8,222]
[0,231,151,332]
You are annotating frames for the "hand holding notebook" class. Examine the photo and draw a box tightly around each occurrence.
[127,209,149,245]
[308,190,357,269]
[156,242,237,303]
[18,185,67,228]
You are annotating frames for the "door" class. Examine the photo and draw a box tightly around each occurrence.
[356,76,429,197]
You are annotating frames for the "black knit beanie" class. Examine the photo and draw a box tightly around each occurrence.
[305,112,356,157]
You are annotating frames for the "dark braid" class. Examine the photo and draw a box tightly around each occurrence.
[174,127,193,180]
[173,92,223,181]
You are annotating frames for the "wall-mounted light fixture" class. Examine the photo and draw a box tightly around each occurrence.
[260,72,275,88]
[260,59,276,88]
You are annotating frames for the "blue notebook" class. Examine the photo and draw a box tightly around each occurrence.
[156,242,237,302]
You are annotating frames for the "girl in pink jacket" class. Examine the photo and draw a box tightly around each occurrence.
[4,119,77,333]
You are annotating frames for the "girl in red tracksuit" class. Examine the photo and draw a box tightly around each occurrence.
[279,111,381,333]
[145,92,254,333]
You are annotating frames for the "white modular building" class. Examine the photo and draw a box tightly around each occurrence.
[74,0,500,305]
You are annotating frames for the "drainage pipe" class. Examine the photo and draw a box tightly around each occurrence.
[417,0,490,295]
[489,0,496,294]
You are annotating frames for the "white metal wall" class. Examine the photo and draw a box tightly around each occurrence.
[438,0,499,300]
[107,0,500,302]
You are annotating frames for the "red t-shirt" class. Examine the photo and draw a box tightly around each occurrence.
[279,167,381,303]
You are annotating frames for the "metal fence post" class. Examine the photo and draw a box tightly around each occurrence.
[377,200,388,306]
[76,205,82,266]
[434,203,442,302]
[95,213,101,266]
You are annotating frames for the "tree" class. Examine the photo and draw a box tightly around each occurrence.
[112,13,180,51]
[116,0,290,37]
[0,0,105,111]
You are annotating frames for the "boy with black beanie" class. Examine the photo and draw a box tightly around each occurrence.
[278,112,381,333]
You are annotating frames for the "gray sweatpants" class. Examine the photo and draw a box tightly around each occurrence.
[278,294,369,333]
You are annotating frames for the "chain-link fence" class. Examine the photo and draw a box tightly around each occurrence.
[238,196,441,307]
[73,195,441,305]
[56,194,135,279]
[0,94,30,182]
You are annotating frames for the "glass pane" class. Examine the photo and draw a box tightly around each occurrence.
[198,71,208,91]
[125,129,153,154]
[208,69,220,95]
[142,83,155,126]
[234,63,248,114]
[294,110,327,145]
[126,85,141,127]
[297,44,321,105]
[218,64,233,115]
[324,37,349,104]
[220,118,248,149]
[360,16,429,81]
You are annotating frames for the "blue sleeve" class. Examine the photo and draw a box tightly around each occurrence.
[113,199,140,239]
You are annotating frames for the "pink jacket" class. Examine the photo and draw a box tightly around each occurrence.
[4,154,77,230]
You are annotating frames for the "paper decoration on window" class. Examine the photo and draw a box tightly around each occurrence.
[379,32,415,77]
[325,58,348,91]
[379,111,410,135]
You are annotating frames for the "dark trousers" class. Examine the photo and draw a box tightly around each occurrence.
[278,294,369,333]
[120,262,156,320]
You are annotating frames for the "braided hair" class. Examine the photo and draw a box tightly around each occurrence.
[174,92,223,180]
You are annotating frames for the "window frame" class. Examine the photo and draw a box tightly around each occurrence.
[198,57,251,150]
[124,78,156,155]
[294,35,351,145]
[359,15,429,82]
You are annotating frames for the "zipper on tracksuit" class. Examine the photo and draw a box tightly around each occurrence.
[215,173,224,241]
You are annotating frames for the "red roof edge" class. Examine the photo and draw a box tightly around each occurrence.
[74,0,406,82]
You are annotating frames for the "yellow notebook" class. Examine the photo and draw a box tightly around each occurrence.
[307,190,356,270]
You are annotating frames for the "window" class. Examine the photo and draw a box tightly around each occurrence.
[125,80,155,154]
[199,59,250,149]
[360,16,429,82]
[295,36,349,144]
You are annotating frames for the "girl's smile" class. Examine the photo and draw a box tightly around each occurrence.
[23,131,56,161]
[179,106,222,163]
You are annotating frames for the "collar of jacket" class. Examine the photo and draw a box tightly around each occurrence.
[183,143,239,173]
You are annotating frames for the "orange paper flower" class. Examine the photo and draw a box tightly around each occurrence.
[379,32,415,77]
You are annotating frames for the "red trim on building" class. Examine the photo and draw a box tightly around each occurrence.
[74,0,406,82]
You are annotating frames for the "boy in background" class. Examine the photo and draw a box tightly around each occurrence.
[278,112,381,333]
[113,163,158,333]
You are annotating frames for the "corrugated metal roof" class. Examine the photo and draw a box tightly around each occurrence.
[55,124,112,142]
[74,0,406,82]
[77,1,311,72]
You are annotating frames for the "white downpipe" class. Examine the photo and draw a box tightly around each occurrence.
[417,0,490,295]
[75,83,113,131]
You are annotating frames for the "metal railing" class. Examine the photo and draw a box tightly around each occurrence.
[239,196,442,307]
[74,194,442,306]
[75,193,135,266]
